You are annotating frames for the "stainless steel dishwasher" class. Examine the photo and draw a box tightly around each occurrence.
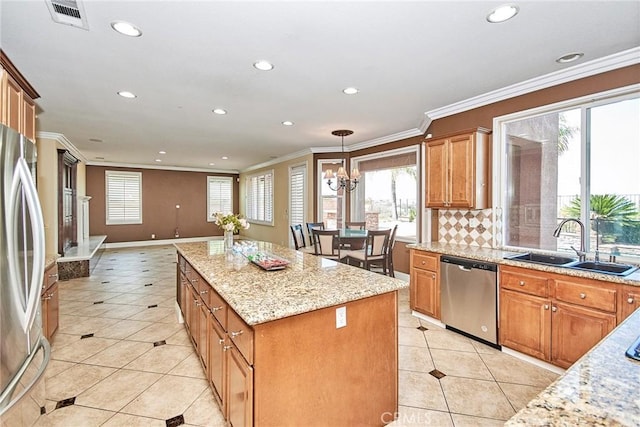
[440,255,499,347]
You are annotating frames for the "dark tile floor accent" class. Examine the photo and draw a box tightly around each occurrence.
[93,301,104,305]
[148,304,158,308]
[430,369,446,379]
[80,333,94,339]
[154,340,167,347]
[55,397,75,409]
[417,325,428,331]
[166,414,185,427]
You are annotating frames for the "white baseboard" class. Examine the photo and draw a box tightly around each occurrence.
[411,310,446,328]
[501,347,565,375]
[102,235,218,249]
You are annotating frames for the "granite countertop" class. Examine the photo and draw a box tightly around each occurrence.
[407,242,640,286]
[174,240,408,326]
[505,307,640,426]
[45,255,59,269]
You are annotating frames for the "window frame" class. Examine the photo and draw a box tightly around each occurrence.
[350,145,420,243]
[317,158,345,229]
[289,162,307,246]
[493,84,640,257]
[245,169,274,226]
[206,176,234,222]
[105,170,142,225]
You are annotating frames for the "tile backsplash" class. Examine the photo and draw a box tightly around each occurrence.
[438,208,496,248]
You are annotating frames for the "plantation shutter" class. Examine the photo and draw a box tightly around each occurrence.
[246,171,273,223]
[105,171,142,224]
[290,165,305,226]
[207,176,233,220]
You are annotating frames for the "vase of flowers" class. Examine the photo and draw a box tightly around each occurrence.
[212,212,250,250]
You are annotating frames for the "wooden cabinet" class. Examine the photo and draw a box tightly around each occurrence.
[228,346,253,427]
[409,250,440,318]
[0,52,39,140]
[41,263,59,341]
[499,265,617,368]
[425,128,491,209]
[618,285,640,322]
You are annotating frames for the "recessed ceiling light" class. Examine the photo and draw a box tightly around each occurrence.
[253,60,274,71]
[159,151,166,154]
[486,4,519,23]
[89,138,103,143]
[111,21,142,37]
[343,87,359,95]
[209,162,215,166]
[95,156,105,160]
[221,156,229,160]
[155,159,162,162]
[556,52,584,64]
[117,91,136,99]
[212,108,227,115]
[282,121,294,126]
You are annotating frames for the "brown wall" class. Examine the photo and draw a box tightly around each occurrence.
[427,64,640,137]
[87,166,239,243]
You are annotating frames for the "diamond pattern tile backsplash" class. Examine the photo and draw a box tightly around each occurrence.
[438,208,495,248]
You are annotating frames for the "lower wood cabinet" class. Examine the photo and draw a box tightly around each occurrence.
[410,250,440,319]
[619,285,640,322]
[227,345,253,427]
[499,265,617,369]
[41,262,59,341]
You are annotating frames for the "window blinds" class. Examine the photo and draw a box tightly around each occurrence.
[207,176,233,219]
[105,171,142,224]
[290,165,305,226]
[247,171,273,223]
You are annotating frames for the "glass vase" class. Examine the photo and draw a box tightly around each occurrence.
[224,230,234,250]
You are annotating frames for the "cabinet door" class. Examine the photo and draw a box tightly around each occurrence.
[499,289,551,361]
[425,140,448,207]
[198,302,209,371]
[448,134,474,208]
[5,74,22,132]
[410,267,439,318]
[22,94,35,141]
[227,346,253,427]
[551,302,616,369]
[208,314,227,413]
[619,285,640,322]
[187,285,199,345]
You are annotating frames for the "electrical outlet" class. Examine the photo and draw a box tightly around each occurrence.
[151,234,156,239]
[336,306,347,328]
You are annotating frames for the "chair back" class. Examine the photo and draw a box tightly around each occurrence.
[312,229,340,257]
[306,222,325,242]
[366,229,391,257]
[345,221,366,230]
[290,224,307,250]
[387,224,398,254]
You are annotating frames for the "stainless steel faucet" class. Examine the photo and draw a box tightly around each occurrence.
[553,218,587,262]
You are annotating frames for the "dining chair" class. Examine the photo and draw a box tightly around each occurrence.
[370,224,398,277]
[290,224,314,254]
[345,221,366,230]
[342,228,391,273]
[311,229,343,261]
[306,222,325,243]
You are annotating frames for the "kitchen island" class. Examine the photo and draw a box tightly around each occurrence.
[506,306,640,425]
[174,240,408,426]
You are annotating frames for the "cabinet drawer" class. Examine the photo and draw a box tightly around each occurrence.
[228,309,254,365]
[209,289,227,330]
[412,252,438,271]
[554,280,617,313]
[500,267,548,297]
[44,264,59,289]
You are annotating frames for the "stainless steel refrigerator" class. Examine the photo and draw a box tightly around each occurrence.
[0,123,49,425]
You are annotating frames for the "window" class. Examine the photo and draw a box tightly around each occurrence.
[289,164,306,225]
[207,176,233,221]
[351,147,419,241]
[318,159,345,229]
[246,170,274,224]
[496,90,640,261]
[105,170,142,225]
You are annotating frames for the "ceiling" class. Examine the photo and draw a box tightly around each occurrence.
[1,1,639,173]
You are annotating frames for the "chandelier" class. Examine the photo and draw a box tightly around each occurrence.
[323,129,360,192]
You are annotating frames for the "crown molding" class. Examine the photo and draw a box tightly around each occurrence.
[37,131,87,162]
[309,127,424,155]
[425,46,640,120]
[85,160,238,174]
[241,148,313,173]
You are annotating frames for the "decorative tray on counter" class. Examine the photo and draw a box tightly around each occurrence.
[247,252,290,271]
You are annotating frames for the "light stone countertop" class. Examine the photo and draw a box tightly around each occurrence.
[505,307,640,426]
[407,242,640,286]
[174,240,408,326]
[45,255,59,270]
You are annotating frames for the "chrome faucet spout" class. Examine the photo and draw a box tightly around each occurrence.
[553,218,587,262]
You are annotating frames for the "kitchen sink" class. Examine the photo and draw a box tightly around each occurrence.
[505,252,577,266]
[567,261,639,276]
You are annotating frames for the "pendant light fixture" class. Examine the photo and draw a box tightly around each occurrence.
[323,129,360,192]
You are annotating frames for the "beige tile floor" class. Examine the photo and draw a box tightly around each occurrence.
[38,245,559,426]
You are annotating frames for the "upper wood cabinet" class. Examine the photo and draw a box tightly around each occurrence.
[0,50,39,141]
[425,128,491,209]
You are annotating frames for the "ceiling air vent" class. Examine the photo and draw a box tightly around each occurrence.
[45,0,89,30]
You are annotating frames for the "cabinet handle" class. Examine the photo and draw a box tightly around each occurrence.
[199,290,208,295]
[544,304,549,310]
[219,339,225,345]
[195,301,202,307]
[432,274,436,279]
[42,295,52,301]
[519,280,525,286]
[551,306,557,312]
[211,306,223,312]
[223,345,232,352]
[579,293,586,299]
[49,274,58,280]
[421,261,426,265]
[230,330,243,338]
[628,297,635,304]
[192,277,199,282]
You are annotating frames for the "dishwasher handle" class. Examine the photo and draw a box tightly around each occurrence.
[441,255,497,272]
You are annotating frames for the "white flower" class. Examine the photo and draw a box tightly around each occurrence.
[224,223,235,232]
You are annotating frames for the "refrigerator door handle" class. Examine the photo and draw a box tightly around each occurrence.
[7,157,46,333]
[0,337,50,416]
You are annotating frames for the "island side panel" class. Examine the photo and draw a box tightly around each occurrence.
[253,291,399,426]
